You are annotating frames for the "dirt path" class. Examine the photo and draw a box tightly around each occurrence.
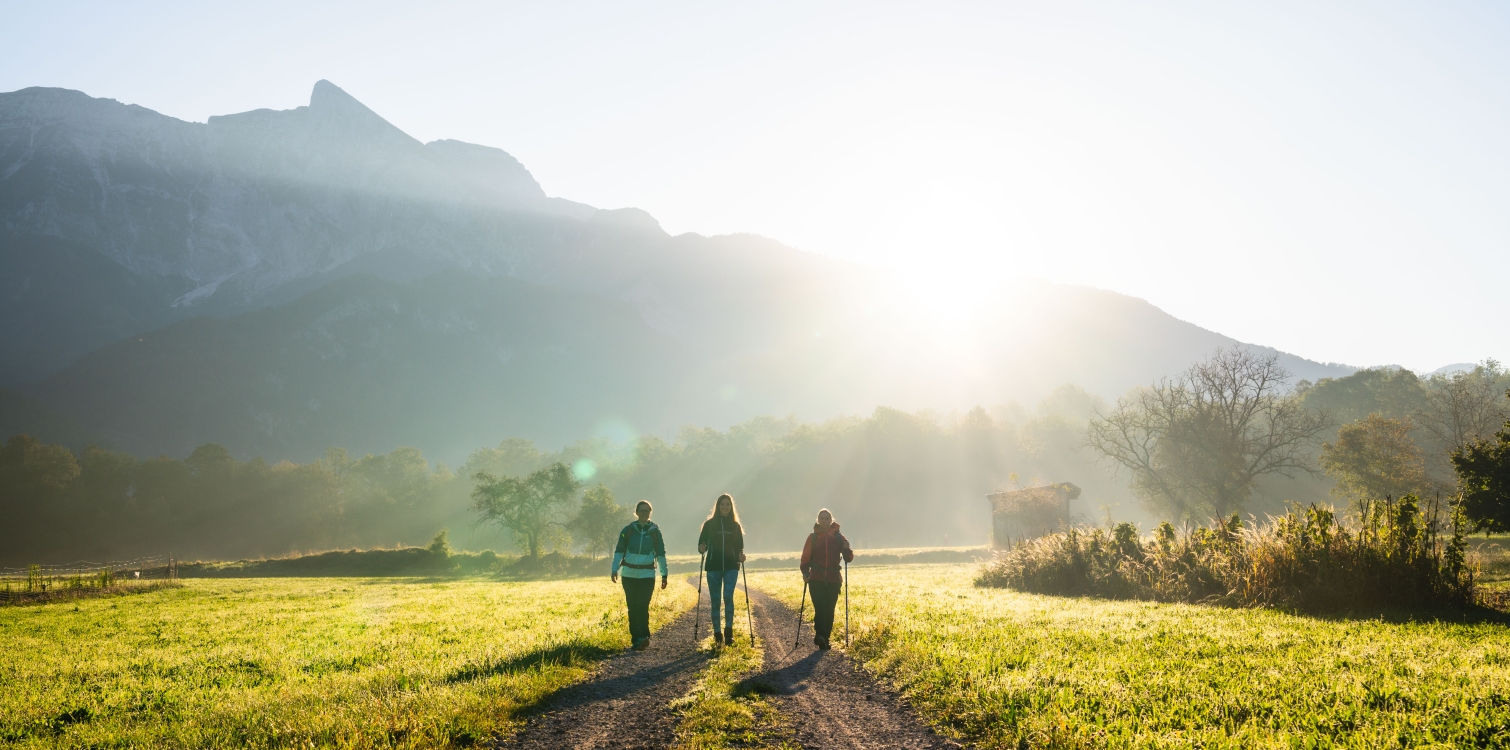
[745,586,960,749]
[499,579,956,749]
[498,580,710,750]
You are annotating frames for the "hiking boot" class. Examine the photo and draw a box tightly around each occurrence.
[633,637,649,651]
[724,631,735,646]
[816,636,831,650]
[711,631,723,647]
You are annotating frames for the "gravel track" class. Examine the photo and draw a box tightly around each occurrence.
[498,580,710,750]
[745,585,960,749]
[498,577,956,749]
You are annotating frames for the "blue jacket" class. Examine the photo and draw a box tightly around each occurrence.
[612,521,668,579]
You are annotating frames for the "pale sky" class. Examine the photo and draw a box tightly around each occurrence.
[4,1,1507,372]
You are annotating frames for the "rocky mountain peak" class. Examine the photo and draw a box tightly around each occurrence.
[309,80,387,124]
[301,79,417,146]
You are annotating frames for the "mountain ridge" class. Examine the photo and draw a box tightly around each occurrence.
[0,80,1355,459]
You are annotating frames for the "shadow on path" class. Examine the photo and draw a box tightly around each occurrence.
[497,578,709,750]
[745,586,959,749]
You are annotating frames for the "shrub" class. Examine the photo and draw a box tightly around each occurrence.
[977,496,1476,612]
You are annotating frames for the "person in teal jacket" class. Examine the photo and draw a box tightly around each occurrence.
[611,500,668,650]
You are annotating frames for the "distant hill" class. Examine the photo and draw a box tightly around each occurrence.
[1428,363,1479,377]
[0,81,1354,460]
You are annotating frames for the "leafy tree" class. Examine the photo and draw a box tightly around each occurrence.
[461,438,546,482]
[349,447,435,508]
[471,463,580,558]
[1296,367,1428,425]
[343,447,449,545]
[0,435,82,555]
[427,529,453,557]
[0,434,81,496]
[1087,349,1332,520]
[425,529,460,573]
[569,484,627,560]
[1451,406,1510,533]
[186,443,236,476]
[1319,415,1428,517]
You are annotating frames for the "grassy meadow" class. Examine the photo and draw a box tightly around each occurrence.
[748,563,1510,749]
[1,577,694,748]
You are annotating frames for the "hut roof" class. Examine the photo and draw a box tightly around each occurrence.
[986,483,1082,515]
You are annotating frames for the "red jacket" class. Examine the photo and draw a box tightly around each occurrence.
[800,522,854,583]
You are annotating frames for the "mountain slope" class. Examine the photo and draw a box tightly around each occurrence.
[0,81,674,378]
[1,80,1354,459]
[25,269,1352,462]
[33,272,689,460]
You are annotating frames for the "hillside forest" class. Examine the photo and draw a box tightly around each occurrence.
[4,360,1507,566]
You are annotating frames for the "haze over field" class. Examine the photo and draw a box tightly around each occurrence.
[1,3,1507,564]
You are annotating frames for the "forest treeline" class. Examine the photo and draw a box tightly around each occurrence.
[4,360,1508,565]
[1,386,1118,565]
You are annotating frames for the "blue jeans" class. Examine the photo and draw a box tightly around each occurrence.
[706,568,738,633]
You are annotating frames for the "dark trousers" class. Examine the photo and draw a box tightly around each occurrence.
[622,577,655,641]
[810,580,841,641]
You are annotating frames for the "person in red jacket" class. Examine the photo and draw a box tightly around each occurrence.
[799,508,854,650]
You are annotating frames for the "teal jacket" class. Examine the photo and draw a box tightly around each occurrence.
[612,521,668,579]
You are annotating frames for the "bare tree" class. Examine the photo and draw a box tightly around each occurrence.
[1087,348,1332,520]
[1416,360,1510,471]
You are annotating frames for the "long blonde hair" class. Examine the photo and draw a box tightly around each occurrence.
[706,493,742,525]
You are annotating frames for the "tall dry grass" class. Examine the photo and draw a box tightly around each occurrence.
[977,496,1476,611]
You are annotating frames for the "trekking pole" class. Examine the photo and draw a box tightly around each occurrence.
[741,559,754,646]
[694,551,705,645]
[794,578,808,648]
[844,557,850,648]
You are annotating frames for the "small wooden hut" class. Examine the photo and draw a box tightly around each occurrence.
[986,483,1081,548]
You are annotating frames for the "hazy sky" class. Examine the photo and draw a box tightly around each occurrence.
[4,1,1508,371]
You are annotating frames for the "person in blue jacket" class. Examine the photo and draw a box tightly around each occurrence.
[611,500,668,650]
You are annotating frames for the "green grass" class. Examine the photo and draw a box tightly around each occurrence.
[748,564,1510,749]
[670,594,793,750]
[1472,537,1510,588]
[1,576,694,748]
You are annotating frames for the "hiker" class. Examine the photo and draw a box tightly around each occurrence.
[611,500,668,651]
[697,493,746,646]
[799,508,853,650]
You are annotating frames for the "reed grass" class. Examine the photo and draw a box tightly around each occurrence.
[979,497,1475,612]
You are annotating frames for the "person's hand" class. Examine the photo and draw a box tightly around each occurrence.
[738,552,746,563]
[660,576,668,590]
[611,572,618,583]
